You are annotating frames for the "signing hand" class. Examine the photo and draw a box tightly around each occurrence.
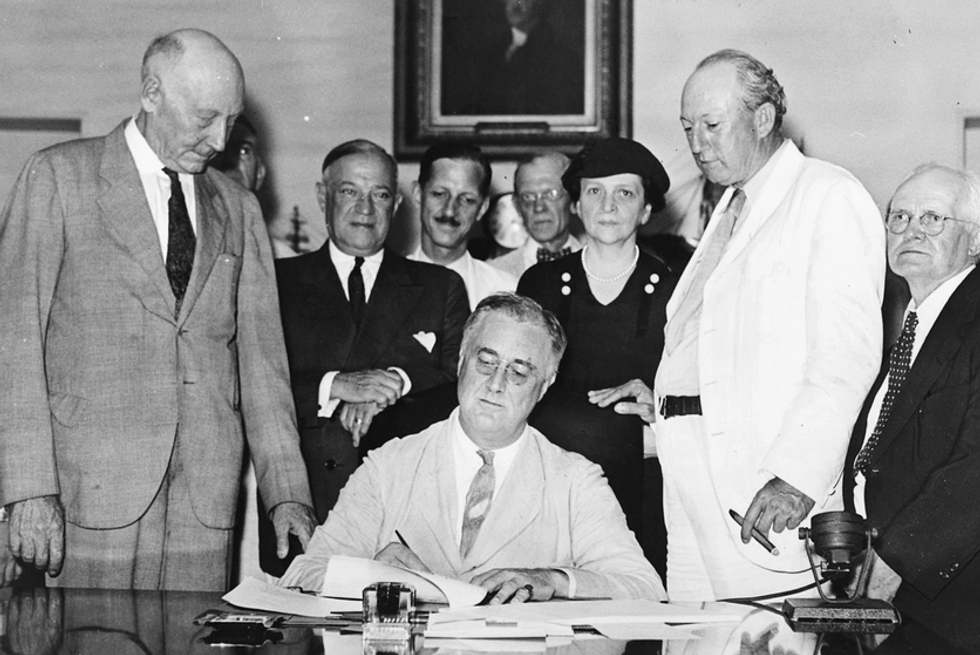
[588,379,657,424]
[339,401,383,448]
[741,477,814,543]
[374,543,431,573]
[271,502,317,559]
[331,370,404,408]
[469,568,568,605]
[8,496,65,576]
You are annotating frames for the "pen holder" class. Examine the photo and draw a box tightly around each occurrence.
[362,582,416,649]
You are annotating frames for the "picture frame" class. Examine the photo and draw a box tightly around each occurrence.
[394,0,632,159]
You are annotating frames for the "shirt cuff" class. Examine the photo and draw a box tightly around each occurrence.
[642,423,657,458]
[388,367,412,396]
[556,567,577,598]
[318,371,341,418]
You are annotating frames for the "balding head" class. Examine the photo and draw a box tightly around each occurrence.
[137,29,244,174]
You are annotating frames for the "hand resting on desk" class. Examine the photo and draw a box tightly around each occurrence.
[469,568,569,604]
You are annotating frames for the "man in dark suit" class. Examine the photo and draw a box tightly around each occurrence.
[845,163,980,650]
[0,29,315,590]
[260,140,470,575]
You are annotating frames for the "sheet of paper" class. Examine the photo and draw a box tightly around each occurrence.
[431,599,745,626]
[324,555,487,607]
[593,623,698,640]
[425,619,574,639]
[423,637,548,652]
[222,576,358,617]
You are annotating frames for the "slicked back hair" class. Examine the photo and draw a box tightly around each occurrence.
[419,142,492,199]
[460,293,567,378]
[696,48,787,132]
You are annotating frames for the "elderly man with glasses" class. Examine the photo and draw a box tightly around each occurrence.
[490,151,582,278]
[278,293,665,604]
[843,164,980,650]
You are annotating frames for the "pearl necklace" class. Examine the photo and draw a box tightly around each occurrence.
[581,245,639,283]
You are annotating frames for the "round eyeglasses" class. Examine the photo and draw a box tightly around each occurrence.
[517,189,565,205]
[885,210,973,236]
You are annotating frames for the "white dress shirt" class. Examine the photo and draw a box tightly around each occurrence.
[450,418,525,540]
[124,117,197,259]
[317,243,411,417]
[408,247,517,310]
[854,265,975,517]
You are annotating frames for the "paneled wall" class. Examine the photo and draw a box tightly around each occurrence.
[3,1,980,251]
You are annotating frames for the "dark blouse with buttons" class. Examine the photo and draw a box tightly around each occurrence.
[517,249,677,392]
[516,248,677,532]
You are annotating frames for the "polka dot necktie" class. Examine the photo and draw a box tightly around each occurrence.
[855,311,918,475]
[460,449,495,558]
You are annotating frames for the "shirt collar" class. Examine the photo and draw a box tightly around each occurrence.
[908,264,975,334]
[328,240,385,267]
[450,407,528,457]
[124,116,168,175]
[738,138,789,207]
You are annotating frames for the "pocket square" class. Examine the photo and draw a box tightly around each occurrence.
[413,331,436,353]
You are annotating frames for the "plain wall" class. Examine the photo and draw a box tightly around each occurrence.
[3,1,980,250]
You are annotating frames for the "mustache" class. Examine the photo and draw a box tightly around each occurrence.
[433,215,462,227]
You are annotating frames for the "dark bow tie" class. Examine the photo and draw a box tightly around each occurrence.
[537,246,572,263]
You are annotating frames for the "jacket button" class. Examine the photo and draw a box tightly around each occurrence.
[951,562,960,570]
[869,468,880,475]
[940,571,950,579]
[325,459,337,471]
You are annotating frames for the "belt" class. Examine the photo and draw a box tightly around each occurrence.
[659,395,702,419]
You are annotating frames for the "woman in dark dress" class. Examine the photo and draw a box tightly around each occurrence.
[517,137,676,571]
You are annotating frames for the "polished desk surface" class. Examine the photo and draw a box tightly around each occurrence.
[0,585,969,655]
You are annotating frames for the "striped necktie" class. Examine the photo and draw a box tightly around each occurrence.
[460,449,495,558]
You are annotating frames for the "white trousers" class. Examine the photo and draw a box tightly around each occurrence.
[656,414,818,601]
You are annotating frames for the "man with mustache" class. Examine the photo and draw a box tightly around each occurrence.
[409,143,517,311]
[260,139,470,576]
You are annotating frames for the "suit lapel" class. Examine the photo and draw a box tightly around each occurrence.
[719,141,805,266]
[176,172,228,322]
[462,430,543,571]
[297,246,358,365]
[345,250,424,370]
[415,420,465,572]
[97,123,175,321]
[869,268,980,467]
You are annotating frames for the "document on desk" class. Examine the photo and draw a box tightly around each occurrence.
[431,599,744,626]
[223,577,360,617]
[322,555,488,607]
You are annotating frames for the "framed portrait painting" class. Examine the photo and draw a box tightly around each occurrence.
[394,0,632,158]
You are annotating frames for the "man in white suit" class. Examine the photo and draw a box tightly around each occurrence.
[280,293,665,603]
[654,49,885,599]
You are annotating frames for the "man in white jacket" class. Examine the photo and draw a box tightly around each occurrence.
[654,49,885,600]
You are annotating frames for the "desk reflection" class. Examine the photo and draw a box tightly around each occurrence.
[0,587,968,655]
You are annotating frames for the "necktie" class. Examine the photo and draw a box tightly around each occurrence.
[855,311,918,475]
[162,168,196,316]
[349,256,366,327]
[460,449,495,558]
[537,246,572,263]
[664,188,745,351]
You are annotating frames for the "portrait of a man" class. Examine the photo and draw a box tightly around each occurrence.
[440,0,586,116]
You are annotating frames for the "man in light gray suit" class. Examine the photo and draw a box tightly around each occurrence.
[0,28,314,590]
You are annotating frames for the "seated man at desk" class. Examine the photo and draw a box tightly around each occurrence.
[279,293,665,603]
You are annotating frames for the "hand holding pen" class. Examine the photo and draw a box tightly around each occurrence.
[374,530,432,572]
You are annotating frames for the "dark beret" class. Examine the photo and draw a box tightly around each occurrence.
[561,137,670,210]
